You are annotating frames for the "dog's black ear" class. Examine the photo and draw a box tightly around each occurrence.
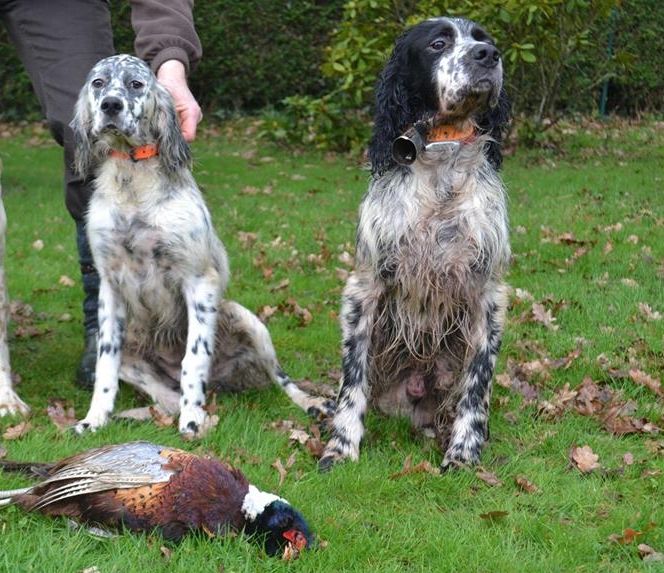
[368,31,416,176]
[476,87,511,171]
[151,83,192,175]
[70,85,95,179]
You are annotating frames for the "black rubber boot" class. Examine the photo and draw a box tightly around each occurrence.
[75,221,99,391]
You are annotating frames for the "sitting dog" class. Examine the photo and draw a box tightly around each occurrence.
[0,159,30,417]
[71,55,334,438]
[320,17,511,471]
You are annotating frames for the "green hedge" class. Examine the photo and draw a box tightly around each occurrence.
[0,0,661,128]
[0,0,343,120]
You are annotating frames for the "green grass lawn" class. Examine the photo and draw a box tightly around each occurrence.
[0,119,662,572]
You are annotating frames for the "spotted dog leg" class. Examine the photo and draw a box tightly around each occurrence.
[178,271,221,438]
[0,196,29,416]
[441,284,508,470]
[75,279,125,433]
[319,273,380,471]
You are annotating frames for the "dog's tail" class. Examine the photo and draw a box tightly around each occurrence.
[274,366,336,419]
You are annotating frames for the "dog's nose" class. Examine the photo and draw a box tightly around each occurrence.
[471,43,500,68]
[100,96,124,116]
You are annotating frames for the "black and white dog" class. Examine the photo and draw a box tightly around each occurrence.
[0,160,30,418]
[320,18,511,471]
[71,55,333,438]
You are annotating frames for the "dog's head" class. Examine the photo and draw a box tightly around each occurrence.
[369,17,511,174]
[71,54,191,178]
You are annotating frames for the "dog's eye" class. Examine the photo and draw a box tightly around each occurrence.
[430,39,446,51]
[129,80,144,90]
[91,79,104,88]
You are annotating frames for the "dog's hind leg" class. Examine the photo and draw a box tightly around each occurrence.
[319,273,381,471]
[441,282,508,470]
[212,301,335,417]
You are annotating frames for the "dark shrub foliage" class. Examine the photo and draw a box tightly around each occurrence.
[0,0,343,119]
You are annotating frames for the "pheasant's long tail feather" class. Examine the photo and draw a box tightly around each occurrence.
[0,486,32,507]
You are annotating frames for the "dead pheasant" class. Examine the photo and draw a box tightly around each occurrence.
[0,441,312,559]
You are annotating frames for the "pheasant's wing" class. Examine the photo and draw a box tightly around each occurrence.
[31,442,188,510]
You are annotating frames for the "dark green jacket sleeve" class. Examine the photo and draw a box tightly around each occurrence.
[130,0,202,74]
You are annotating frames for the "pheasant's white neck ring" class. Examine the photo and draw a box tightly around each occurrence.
[241,485,288,522]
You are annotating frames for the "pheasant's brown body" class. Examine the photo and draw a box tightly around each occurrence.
[8,442,250,541]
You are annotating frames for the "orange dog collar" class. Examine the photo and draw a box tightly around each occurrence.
[109,144,159,161]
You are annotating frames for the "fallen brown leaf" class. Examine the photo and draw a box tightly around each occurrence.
[237,231,258,248]
[46,400,77,430]
[270,278,290,292]
[3,421,33,440]
[514,475,539,493]
[149,405,175,428]
[629,369,662,397]
[608,527,646,545]
[531,302,559,330]
[637,302,662,322]
[570,445,600,474]
[257,305,278,323]
[288,429,310,445]
[389,454,440,479]
[623,452,634,466]
[476,470,503,487]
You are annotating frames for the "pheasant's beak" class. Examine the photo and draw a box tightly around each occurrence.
[282,529,308,560]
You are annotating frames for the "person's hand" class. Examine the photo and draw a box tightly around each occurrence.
[156,59,202,142]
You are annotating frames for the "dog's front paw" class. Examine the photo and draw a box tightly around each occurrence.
[73,410,110,435]
[318,434,359,472]
[178,404,209,439]
[0,386,30,417]
[441,442,482,472]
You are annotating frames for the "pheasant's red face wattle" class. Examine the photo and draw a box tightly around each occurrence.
[282,528,308,559]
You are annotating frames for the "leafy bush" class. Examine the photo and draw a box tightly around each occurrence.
[274,0,625,151]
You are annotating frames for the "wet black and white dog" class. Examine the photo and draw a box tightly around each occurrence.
[320,18,511,471]
[71,55,333,438]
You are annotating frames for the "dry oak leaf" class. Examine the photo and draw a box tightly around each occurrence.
[570,445,600,473]
[3,420,33,440]
[608,523,654,545]
[476,469,503,487]
[514,475,539,493]
[628,369,662,397]
[389,454,440,479]
[638,302,662,322]
[531,302,559,331]
[46,400,77,430]
[257,305,278,323]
